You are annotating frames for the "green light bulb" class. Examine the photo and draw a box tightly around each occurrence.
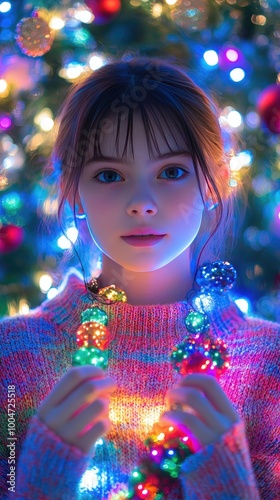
[72,347,108,369]
[81,307,108,325]
[185,311,210,334]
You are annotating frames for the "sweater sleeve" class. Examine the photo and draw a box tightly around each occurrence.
[0,311,94,500]
[242,319,280,499]
[179,420,260,499]
[6,414,93,500]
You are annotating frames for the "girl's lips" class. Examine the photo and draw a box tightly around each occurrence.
[121,235,166,247]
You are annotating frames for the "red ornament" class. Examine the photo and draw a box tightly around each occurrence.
[76,321,110,350]
[180,351,212,376]
[136,483,158,500]
[85,0,121,24]
[0,224,24,253]
[257,84,280,134]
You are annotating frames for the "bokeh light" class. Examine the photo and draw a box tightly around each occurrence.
[203,50,219,66]
[229,68,245,82]
[39,274,53,293]
[0,2,11,13]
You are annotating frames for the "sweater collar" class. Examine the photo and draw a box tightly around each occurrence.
[38,268,246,340]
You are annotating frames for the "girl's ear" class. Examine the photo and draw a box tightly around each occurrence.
[204,188,219,211]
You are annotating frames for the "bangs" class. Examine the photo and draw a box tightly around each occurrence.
[138,104,192,160]
[82,96,193,166]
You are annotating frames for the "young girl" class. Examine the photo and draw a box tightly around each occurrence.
[0,57,279,500]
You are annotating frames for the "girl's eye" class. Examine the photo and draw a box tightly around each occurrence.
[94,170,121,184]
[159,166,189,181]
[93,166,189,184]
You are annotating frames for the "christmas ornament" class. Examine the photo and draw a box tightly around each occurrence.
[170,0,208,32]
[85,0,122,25]
[195,261,237,293]
[257,83,280,134]
[0,224,24,253]
[15,12,55,57]
[73,261,235,499]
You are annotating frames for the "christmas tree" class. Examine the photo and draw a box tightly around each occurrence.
[0,0,279,320]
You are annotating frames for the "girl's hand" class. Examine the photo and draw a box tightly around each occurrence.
[160,373,240,453]
[37,365,117,454]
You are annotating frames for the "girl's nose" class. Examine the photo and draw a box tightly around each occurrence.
[126,194,158,216]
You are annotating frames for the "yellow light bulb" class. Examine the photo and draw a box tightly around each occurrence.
[34,108,54,131]
[49,16,65,30]
[40,117,54,132]
[19,299,30,315]
[151,3,162,17]
[39,274,53,293]
[0,79,9,98]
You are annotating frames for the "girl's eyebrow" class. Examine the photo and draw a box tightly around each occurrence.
[86,150,192,165]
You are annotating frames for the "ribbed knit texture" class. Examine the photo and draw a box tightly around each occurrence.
[0,268,279,499]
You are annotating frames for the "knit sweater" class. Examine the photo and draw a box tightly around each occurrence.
[0,269,279,500]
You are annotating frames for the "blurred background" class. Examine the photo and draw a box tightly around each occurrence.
[0,0,279,321]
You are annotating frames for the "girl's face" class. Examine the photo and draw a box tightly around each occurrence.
[78,114,205,273]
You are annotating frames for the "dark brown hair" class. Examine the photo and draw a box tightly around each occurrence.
[47,55,243,283]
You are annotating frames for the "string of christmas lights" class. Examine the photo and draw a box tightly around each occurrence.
[72,261,235,499]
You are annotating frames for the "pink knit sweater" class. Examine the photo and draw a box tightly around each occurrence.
[0,269,279,499]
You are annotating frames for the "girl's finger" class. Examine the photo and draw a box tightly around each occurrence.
[38,366,107,414]
[78,419,112,454]
[160,409,214,451]
[177,373,240,422]
[52,377,116,424]
[58,397,109,440]
[167,387,230,433]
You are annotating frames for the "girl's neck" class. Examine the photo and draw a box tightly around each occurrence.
[97,249,194,306]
